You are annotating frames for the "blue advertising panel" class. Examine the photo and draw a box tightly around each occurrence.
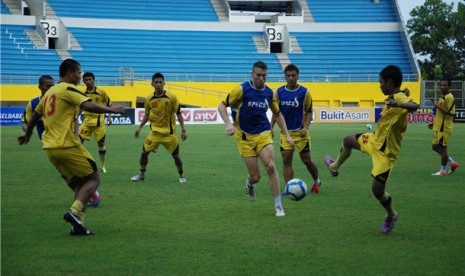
[0,107,24,126]
[77,108,135,125]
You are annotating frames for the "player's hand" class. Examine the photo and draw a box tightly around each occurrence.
[300,127,308,137]
[225,124,235,136]
[107,117,112,126]
[18,134,30,145]
[134,128,141,138]
[403,88,410,97]
[386,98,401,108]
[285,134,295,148]
[113,106,125,114]
[181,129,187,141]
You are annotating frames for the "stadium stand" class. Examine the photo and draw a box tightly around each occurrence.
[46,0,218,22]
[1,0,417,84]
[67,28,281,81]
[1,25,61,80]
[1,0,421,108]
[1,1,9,14]
[289,31,413,81]
[308,0,397,22]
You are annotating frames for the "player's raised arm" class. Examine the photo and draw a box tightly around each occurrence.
[80,101,125,115]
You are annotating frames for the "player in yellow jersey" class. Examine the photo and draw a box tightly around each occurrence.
[429,78,459,176]
[18,59,125,236]
[131,72,187,183]
[323,65,419,234]
[79,72,111,207]
[79,72,112,173]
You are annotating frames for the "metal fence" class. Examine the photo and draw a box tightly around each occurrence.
[421,80,465,108]
[0,73,421,85]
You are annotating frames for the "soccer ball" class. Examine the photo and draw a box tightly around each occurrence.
[282,178,308,201]
[366,124,373,130]
[87,189,101,207]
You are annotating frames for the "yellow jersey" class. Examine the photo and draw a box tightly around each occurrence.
[373,92,413,159]
[433,92,455,133]
[35,82,90,149]
[144,90,181,135]
[81,87,112,126]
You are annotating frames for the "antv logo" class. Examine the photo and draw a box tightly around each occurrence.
[193,110,217,122]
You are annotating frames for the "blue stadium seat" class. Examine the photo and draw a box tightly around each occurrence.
[47,0,218,22]
[1,25,62,80]
[0,1,416,84]
[1,1,9,14]
[308,0,397,22]
[288,32,413,76]
[67,28,281,81]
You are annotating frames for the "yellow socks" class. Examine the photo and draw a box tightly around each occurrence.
[333,145,352,169]
[70,200,84,217]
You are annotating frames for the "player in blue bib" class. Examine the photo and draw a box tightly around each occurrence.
[21,75,55,139]
[218,61,294,217]
[272,64,321,194]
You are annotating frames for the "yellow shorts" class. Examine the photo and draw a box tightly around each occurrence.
[280,130,310,152]
[235,130,273,158]
[144,131,179,154]
[432,130,450,146]
[358,132,395,178]
[79,124,106,142]
[46,145,97,181]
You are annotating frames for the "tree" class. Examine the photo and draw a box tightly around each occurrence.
[452,2,465,78]
[406,0,464,80]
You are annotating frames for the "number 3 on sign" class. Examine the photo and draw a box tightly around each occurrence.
[40,20,59,38]
[267,27,282,42]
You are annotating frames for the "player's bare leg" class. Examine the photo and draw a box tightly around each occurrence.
[131,150,149,181]
[259,144,285,217]
[325,135,359,176]
[172,152,186,183]
[281,149,294,184]
[97,138,107,173]
[372,173,398,234]
[243,157,261,202]
[299,150,321,193]
[65,172,99,235]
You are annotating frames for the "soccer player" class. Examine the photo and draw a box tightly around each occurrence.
[217,61,294,217]
[323,65,419,234]
[78,72,110,206]
[131,72,187,183]
[429,78,459,176]
[21,75,54,139]
[271,64,321,193]
[79,72,112,173]
[18,59,125,236]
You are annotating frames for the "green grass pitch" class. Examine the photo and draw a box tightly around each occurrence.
[2,123,464,275]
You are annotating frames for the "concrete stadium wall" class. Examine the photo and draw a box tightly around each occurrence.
[0,81,421,108]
